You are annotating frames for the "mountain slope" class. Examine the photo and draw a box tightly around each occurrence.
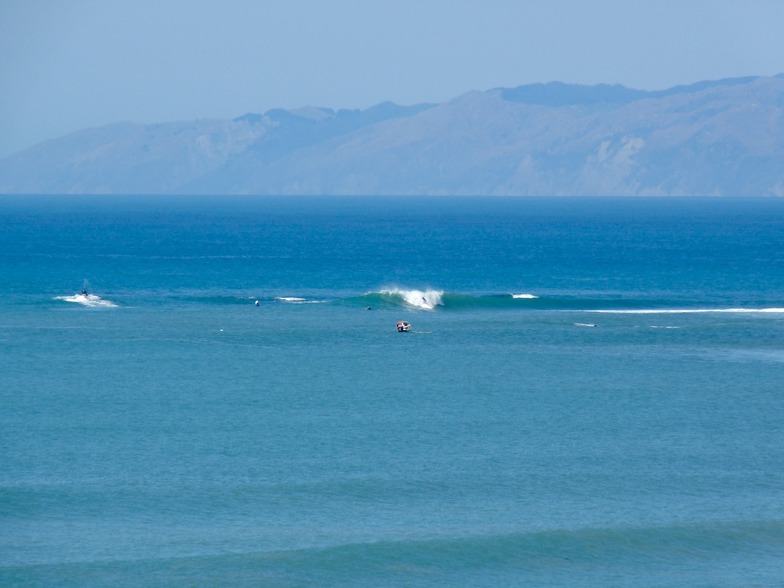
[1,76,783,196]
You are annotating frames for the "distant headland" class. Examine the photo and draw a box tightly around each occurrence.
[1,75,783,196]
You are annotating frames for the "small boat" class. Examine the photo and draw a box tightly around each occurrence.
[396,321,411,332]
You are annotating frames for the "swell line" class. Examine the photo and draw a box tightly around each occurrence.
[7,519,782,582]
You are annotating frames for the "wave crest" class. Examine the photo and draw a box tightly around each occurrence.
[591,308,784,314]
[275,297,328,304]
[378,288,444,310]
[55,294,118,308]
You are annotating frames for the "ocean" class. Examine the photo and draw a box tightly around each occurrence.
[1,195,783,587]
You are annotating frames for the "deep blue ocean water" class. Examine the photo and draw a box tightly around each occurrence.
[1,195,783,587]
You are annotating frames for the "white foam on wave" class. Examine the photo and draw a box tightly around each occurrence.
[380,288,444,310]
[590,308,784,314]
[55,294,118,308]
[512,293,539,299]
[275,296,327,304]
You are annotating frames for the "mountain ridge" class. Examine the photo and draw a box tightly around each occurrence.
[2,75,783,196]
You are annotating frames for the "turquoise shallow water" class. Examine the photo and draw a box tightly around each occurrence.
[1,196,784,586]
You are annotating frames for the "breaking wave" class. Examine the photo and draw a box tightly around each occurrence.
[377,288,445,310]
[352,289,544,311]
[590,308,784,314]
[55,293,118,308]
[275,296,329,304]
[345,289,784,314]
[75,287,783,315]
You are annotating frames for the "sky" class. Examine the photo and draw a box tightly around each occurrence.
[1,0,783,158]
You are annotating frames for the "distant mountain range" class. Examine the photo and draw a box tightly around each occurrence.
[2,75,783,196]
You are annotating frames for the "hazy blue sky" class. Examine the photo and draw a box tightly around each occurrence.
[2,0,783,158]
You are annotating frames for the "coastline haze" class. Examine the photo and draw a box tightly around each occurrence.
[2,0,784,159]
[1,75,782,196]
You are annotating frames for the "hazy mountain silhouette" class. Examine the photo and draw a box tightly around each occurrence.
[2,75,782,196]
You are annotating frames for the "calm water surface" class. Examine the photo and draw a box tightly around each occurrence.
[1,196,783,586]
